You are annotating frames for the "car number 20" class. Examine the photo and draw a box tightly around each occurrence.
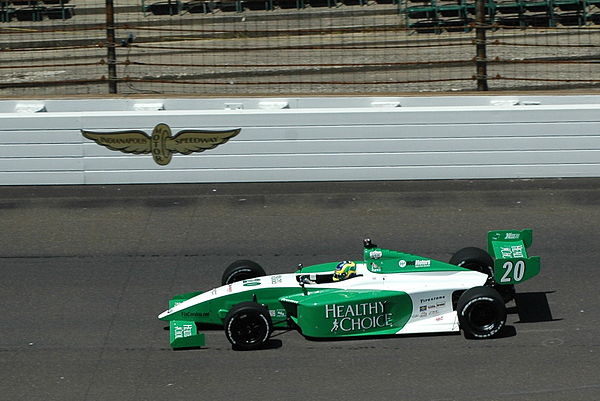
[500,260,526,283]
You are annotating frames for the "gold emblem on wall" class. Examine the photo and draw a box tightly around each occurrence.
[81,123,241,166]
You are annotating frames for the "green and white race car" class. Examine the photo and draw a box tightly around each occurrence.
[158,229,540,350]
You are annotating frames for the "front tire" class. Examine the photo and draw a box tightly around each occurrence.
[224,302,273,350]
[457,286,506,339]
[221,260,266,286]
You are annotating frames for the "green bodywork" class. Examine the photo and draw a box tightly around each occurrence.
[298,250,466,275]
[166,286,298,326]
[280,289,413,338]
[168,299,205,348]
[362,248,466,274]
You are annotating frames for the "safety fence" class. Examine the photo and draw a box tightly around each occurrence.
[1,0,600,95]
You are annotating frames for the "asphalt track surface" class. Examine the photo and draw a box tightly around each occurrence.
[1,178,599,401]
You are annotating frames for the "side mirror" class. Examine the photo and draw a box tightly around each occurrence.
[363,238,377,249]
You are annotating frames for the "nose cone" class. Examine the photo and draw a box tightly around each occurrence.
[158,309,172,320]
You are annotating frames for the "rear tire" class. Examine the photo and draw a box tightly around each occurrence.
[450,247,515,303]
[449,247,494,276]
[221,260,266,286]
[457,286,506,339]
[224,302,273,350]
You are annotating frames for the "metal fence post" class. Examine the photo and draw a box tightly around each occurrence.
[475,0,488,91]
[106,0,118,94]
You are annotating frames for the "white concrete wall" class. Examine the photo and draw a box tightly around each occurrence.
[1,95,599,185]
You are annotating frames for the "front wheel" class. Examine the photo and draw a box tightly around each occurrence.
[221,260,266,286]
[457,286,506,339]
[224,302,273,350]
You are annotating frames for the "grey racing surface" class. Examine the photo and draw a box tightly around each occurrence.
[1,179,599,401]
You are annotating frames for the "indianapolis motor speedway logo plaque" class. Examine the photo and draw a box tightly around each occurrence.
[81,123,241,166]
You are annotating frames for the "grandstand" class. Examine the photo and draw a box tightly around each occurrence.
[1,0,73,22]
[404,0,600,32]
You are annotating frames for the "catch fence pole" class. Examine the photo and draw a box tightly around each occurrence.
[106,0,118,94]
[475,0,489,91]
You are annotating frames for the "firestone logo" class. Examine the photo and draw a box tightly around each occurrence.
[325,302,393,333]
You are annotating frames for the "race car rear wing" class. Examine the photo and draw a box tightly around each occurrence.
[487,229,541,285]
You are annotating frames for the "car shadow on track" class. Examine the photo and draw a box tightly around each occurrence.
[511,291,560,323]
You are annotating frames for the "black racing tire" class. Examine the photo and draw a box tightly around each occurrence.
[224,302,273,350]
[221,260,266,286]
[450,247,515,303]
[457,286,506,339]
[449,247,494,277]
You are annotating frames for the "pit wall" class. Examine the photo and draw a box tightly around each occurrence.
[1,95,599,185]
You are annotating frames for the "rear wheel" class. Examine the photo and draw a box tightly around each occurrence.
[449,247,494,276]
[457,286,506,339]
[450,247,515,302]
[221,260,266,286]
[224,302,273,350]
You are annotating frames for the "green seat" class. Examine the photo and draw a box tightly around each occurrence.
[276,0,304,9]
[528,12,551,26]
[440,17,473,31]
[306,0,336,7]
[553,0,582,11]
[438,4,465,17]
[465,2,494,15]
[523,1,549,11]
[45,5,74,19]
[495,2,523,13]
[496,15,525,25]
[217,0,243,12]
[245,0,273,10]
[409,19,441,34]
[406,5,436,18]
[557,11,583,25]
[14,6,45,21]
[144,0,182,15]
[588,12,600,24]
[0,8,14,22]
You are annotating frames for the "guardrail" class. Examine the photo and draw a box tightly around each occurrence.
[0,95,599,185]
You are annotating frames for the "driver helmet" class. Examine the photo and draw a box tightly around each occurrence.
[333,261,357,281]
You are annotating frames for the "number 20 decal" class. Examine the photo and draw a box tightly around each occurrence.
[501,260,526,283]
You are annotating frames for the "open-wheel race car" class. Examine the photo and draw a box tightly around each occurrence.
[158,229,540,350]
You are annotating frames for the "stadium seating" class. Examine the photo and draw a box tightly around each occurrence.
[276,0,304,9]
[0,3,13,22]
[45,5,73,18]
[0,0,581,33]
[143,0,183,15]
[404,0,600,32]
[244,0,274,11]
[0,0,73,22]
[185,0,214,12]
[523,1,549,12]
[14,5,44,21]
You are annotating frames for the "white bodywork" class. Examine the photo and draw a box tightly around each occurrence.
[159,262,489,335]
